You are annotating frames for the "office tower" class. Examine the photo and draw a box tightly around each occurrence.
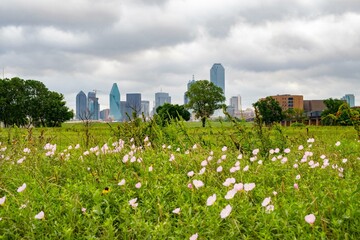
[184,76,196,105]
[100,109,110,121]
[230,95,242,113]
[141,100,150,117]
[76,90,87,120]
[126,93,142,118]
[120,101,127,121]
[154,92,171,112]
[109,83,121,121]
[88,91,100,120]
[341,94,355,107]
[210,63,225,96]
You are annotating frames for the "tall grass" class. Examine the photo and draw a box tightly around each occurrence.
[0,120,359,239]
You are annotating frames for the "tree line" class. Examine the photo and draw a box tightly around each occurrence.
[0,77,73,127]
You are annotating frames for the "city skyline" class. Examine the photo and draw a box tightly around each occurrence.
[1,1,360,110]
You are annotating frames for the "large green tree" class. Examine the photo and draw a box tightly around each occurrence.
[253,97,285,126]
[156,103,190,126]
[321,98,351,125]
[0,77,73,127]
[185,80,225,127]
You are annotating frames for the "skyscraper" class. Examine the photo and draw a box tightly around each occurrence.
[154,92,171,112]
[109,83,121,121]
[126,93,142,118]
[341,94,355,107]
[184,76,196,105]
[76,91,87,120]
[230,95,242,113]
[141,100,150,117]
[210,63,225,96]
[88,91,100,120]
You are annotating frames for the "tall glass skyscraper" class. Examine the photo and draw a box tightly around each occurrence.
[109,83,121,121]
[88,91,100,120]
[126,93,142,118]
[210,63,225,96]
[341,94,355,107]
[184,76,196,105]
[76,91,87,120]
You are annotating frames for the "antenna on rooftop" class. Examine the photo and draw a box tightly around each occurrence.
[192,74,195,81]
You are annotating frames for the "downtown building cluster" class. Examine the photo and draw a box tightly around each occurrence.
[75,62,356,123]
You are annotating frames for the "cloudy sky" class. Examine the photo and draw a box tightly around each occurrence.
[1,0,360,111]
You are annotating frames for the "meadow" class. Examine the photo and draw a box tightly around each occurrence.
[0,119,359,239]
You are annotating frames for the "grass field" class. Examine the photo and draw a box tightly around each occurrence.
[0,120,359,239]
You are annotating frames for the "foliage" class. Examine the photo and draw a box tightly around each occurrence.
[284,108,306,122]
[253,97,285,126]
[156,103,190,126]
[185,80,225,127]
[321,98,354,126]
[0,77,73,127]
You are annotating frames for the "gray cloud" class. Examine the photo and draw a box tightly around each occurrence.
[1,0,360,111]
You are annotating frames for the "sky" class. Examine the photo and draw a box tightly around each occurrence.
[1,0,360,111]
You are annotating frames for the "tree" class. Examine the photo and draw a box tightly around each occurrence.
[156,103,190,126]
[185,80,225,127]
[0,77,73,127]
[253,97,284,126]
[321,98,350,125]
[284,108,306,123]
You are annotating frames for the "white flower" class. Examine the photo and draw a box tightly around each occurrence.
[335,141,341,146]
[225,189,237,200]
[273,191,278,196]
[192,144,197,149]
[189,233,198,240]
[216,166,223,172]
[243,165,249,172]
[148,165,153,172]
[261,197,271,207]
[222,146,227,152]
[284,148,290,153]
[187,171,195,177]
[135,182,141,189]
[265,204,274,213]
[129,198,138,208]
[193,180,204,189]
[296,174,301,180]
[220,204,232,219]
[293,163,299,168]
[244,183,256,191]
[298,145,304,150]
[305,213,316,224]
[118,179,126,186]
[223,178,236,187]
[201,160,208,166]
[0,196,5,205]
[35,211,45,220]
[342,158,348,163]
[199,167,206,175]
[252,148,259,155]
[17,183,26,193]
[233,183,244,191]
[206,194,216,206]
[172,208,181,214]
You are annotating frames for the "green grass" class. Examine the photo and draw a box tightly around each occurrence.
[0,122,359,239]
